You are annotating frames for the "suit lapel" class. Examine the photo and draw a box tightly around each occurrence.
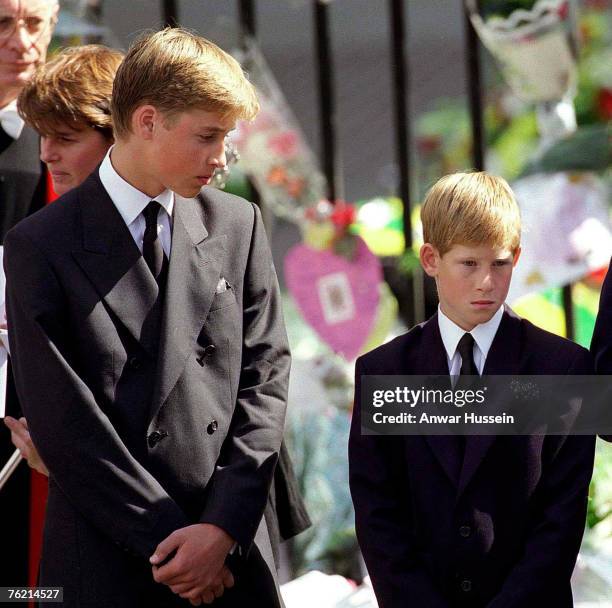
[0,124,14,154]
[71,172,160,357]
[150,193,227,420]
[457,306,523,496]
[415,315,464,488]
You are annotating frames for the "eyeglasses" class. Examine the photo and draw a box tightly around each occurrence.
[0,11,56,43]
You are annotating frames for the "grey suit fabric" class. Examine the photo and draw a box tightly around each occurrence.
[4,170,290,607]
[0,124,45,243]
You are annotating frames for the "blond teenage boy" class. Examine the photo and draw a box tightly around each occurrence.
[349,172,595,607]
[4,29,289,608]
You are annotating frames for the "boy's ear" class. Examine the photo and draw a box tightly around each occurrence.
[131,105,157,141]
[420,243,440,277]
[512,247,522,267]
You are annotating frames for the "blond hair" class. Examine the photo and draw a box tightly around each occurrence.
[18,45,123,140]
[111,28,259,139]
[421,172,521,255]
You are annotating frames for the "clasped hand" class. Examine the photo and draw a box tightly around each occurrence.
[150,523,235,605]
[4,416,49,475]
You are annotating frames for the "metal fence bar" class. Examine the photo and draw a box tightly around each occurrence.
[236,0,265,220]
[388,0,425,326]
[313,0,342,202]
[465,2,575,338]
[389,0,411,249]
[162,0,179,27]
[238,0,256,44]
[464,2,484,171]
[563,285,575,341]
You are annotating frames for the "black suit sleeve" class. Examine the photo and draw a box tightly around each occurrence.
[349,357,450,608]
[4,228,189,559]
[486,349,596,608]
[199,203,290,551]
[592,260,612,373]
[591,261,612,442]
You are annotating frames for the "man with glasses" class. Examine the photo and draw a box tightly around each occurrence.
[0,0,57,237]
[0,0,57,588]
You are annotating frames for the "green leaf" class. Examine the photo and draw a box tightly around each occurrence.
[520,124,612,176]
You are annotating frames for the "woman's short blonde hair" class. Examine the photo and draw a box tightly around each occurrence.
[111,28,260,139]
[421,172,521,255]
[18,44,123,140]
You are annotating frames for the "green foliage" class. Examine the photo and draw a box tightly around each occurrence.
[521,124,612,175]
[479,0,538,20]
[491,112,539,178]
[397,249,421,277]
[587,440,612,532]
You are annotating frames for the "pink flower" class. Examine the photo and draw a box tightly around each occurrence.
[268,131,298,157]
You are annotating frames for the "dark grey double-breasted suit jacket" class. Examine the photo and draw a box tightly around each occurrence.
[349,309,596,608]
[4,170,290,607]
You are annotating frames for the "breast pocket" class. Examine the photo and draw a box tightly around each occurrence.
[209,285,236,312]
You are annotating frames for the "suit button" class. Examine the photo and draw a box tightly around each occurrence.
[148,430,167,448]
[207,420,218,435]
[197,345,216,366]
[460,579,472,592]
[459,525,471,538]
[129,356,141,370]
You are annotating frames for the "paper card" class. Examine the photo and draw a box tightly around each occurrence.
[317,272,356,325]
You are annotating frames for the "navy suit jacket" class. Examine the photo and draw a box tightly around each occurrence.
[349,308,595,608]
[591,259,612,443]
[592,259,612,374]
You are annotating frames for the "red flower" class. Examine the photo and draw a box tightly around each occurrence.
[304,207,317,221]
[330,202,357,228]
[267,165,287,186]
[417,135,441,155]
[597,88,612,121]
[286,177,305,198]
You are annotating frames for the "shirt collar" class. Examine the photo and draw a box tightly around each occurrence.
[98,146,174,226]
[437,304,504,362]
[0,99,25,140]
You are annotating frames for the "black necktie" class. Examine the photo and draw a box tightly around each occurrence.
[142,201,168,285]
[457,333,478,376]
[456,333,477,459]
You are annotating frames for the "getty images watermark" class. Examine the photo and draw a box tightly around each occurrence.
[360,376,612,436]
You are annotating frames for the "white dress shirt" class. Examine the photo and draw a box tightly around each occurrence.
[98,147,173,257]
[0,99,25,140]
[437,305,504,376]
